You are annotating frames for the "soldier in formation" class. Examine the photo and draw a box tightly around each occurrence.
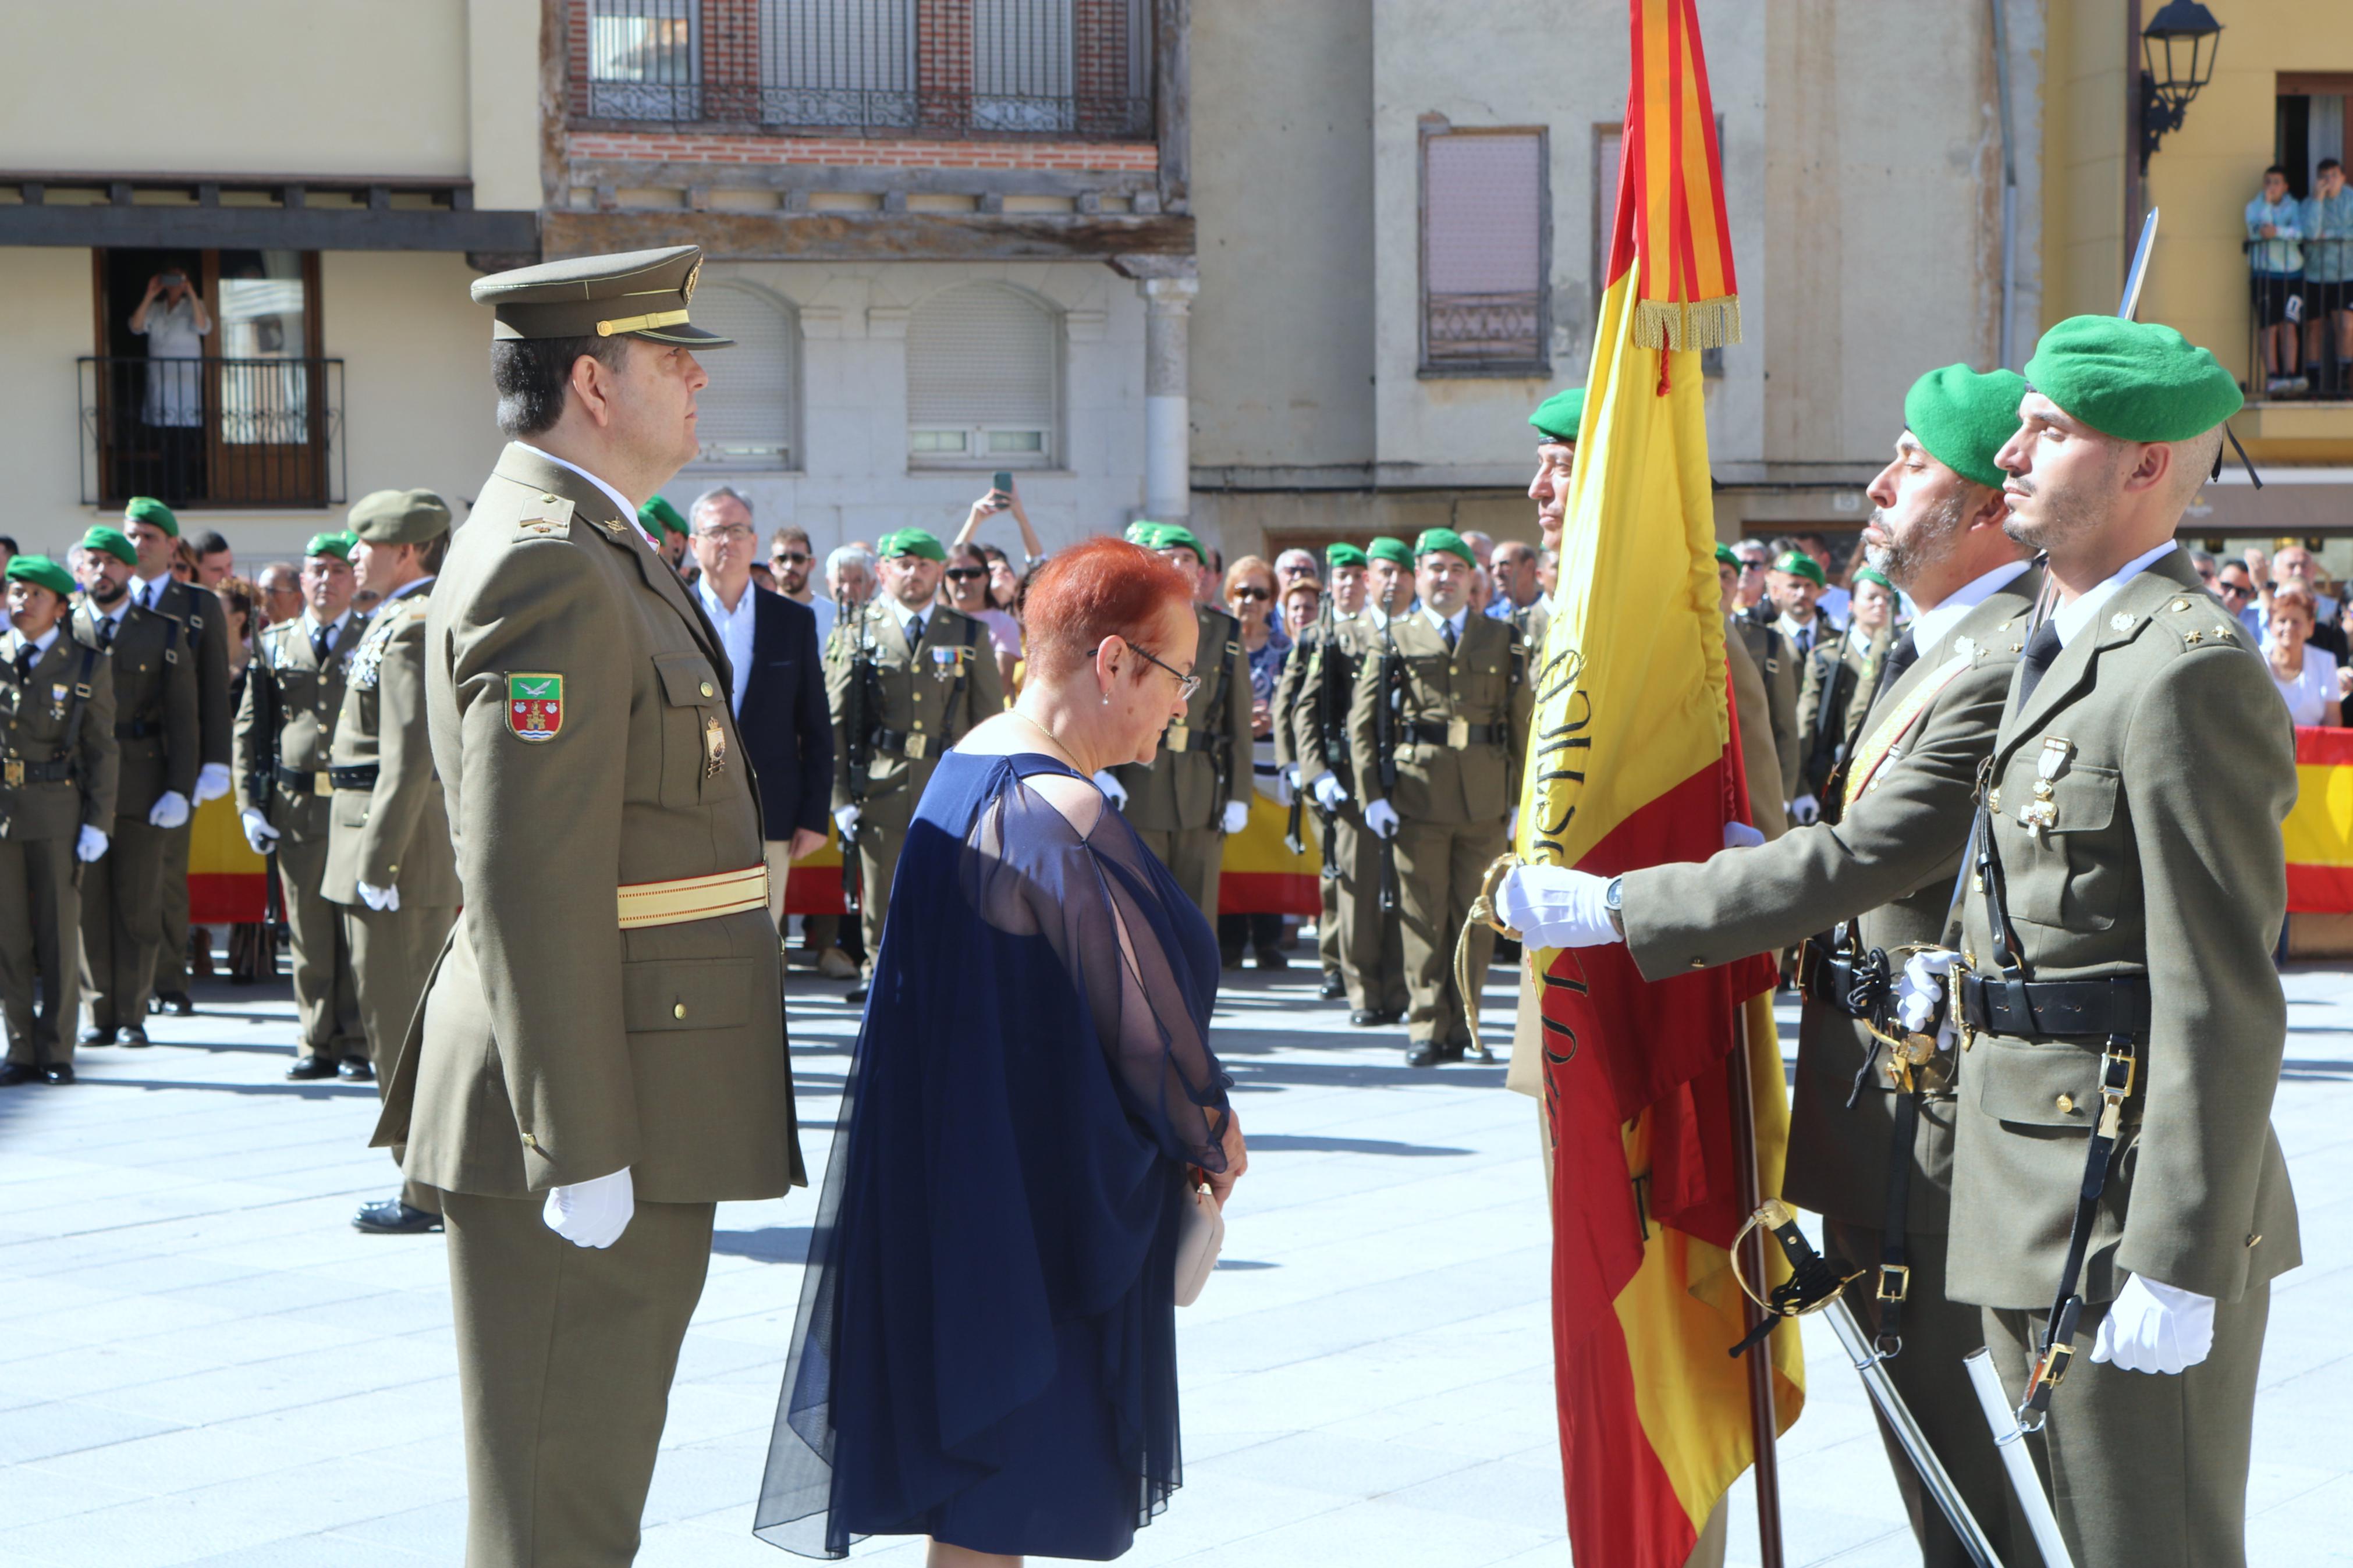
[0,556,115,1086]
[237,530,370,1081]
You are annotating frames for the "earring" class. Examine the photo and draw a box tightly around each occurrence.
[1102,690,1112,705]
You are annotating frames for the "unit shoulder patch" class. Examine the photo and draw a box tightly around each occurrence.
[505,673,565,741]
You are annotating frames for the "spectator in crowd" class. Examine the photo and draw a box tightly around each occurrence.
[2216,559,2265,640]
[2307,157,2353,396]
[2267,582,2341,726]
[953,474,1046,573]
[1536,546,1559,602]
[169,538,198,585]
[979,542,1020,612]
[255,561,302,630]
[1220,553,1289,970]
[2272,543,2340,620]
[1759,547,1833,655]
[128,266,211,500]
[1461,529,1496,568]
[1486,539,1541,618]
[1731,538,1772,610]
[824,543,877,652]
[749,560,778,595]
[768,523,833,646]
[691,487,834,938]
[2248,165,2308,394]
[212,575,272,983]
[1275,548,1319,596]
[2189,547,2220,588]
[193,531,233,590]
[943,541,1021,694]
[1282,578,1321,642]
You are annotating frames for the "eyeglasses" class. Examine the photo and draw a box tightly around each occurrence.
[1738,561,1767,574]
[697,524,754,543]
[773,550,810,566]
[944,567,988,582]
[2217,581,2253,599]
[1230,585,1270,602]
[1127,642,1201,702]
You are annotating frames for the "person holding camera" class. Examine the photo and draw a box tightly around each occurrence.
[128,268,213,500]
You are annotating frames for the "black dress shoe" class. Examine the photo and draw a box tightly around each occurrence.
[1318,970,1347,1000]
[1461,1041,1496,1065]
[0,1062,38,1087]
[352,1197,443,1235]
[286,1055,340,1081]
[1405,1040,1445,1067]
[42,1063,76,1085]
[116,1026,150,1047]
[1372,1006,1407,1026]
[1254,948,1290,972]
[1348,1009,1383,1027]
[337,1057,376,1082]
[162,993,195,1017]
[845,985,868,1004]
[79,1026,111,1047]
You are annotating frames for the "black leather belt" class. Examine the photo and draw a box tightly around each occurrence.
[1797,935,1883,1021]
[1,756,73,786]
[1959,972,2150,1039]
[328,763,380,790]
[871,727,935,761]
[116,720,161,740]
[275,763,335,796]
[1406,719,1504,746]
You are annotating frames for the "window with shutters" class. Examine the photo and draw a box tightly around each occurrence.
[906,283,1060,468]
[686,282,798,470]
[1419,126,1548,375]
[1595,120,1723,378]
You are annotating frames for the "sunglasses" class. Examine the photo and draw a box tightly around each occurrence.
[944,567,988,582]
[2217,581,2252,599]
[773,551,811,566]
[1231,585,1271,602]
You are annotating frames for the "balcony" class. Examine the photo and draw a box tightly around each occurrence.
[2244,236,2353,401]
[80,357,346,511]
[574,0,1155,141]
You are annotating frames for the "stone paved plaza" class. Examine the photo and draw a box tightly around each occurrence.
[3,958,2350,1566]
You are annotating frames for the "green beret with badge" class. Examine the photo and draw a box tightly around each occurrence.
[1715,542,1739,567]
[1852,566,1894,593]
[349,488,453,545]
[81,525,138,566]
[1325,542,1369,570]
[2022,315,2243,440]
[1772,549,1826,588]
[878,528,946,563]
[1124,520,1162,548]
[1414,527,1477,567]
[640,496,689,539]
[1529,386,1587,445]
[305,531,356,561]
[1367,536,1413,568]
[122,496,179,538]
[4,554,76,601]
[469,244,734,347]
[1151,524,1208,566]
[1903,362,2030,489]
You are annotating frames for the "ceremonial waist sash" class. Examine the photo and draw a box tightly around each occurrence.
[616,863,769,930]
[1840,649,1975,810]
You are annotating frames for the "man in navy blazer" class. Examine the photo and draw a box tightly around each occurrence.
[687,488,833,928]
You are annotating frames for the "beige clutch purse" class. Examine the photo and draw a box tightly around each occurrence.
[1174,1180,1225,1307]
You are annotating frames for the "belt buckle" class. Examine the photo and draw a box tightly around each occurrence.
[903,731,929,761]
[1950,957,1977,1053]
[2,758,21,788]
[1446,716,1470,749]
[1165,722,1190,753]
[1876,1263,1911,1303]
[313,771,333,798]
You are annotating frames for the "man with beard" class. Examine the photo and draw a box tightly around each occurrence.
[1497,363,2043,1568]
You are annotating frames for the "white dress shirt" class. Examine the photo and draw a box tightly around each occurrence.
[134,571,175,611]
[1419,604,1470,643]
[886,595,930,645]
[2052,541,2178,648]
[517,443,656,549]
[695,577,759,715]
[1906,559,2033,661]
[3,623,61,664]
[301,606,354,658]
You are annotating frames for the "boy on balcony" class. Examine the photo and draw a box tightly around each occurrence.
[2304,158,2353,396]
[2246,165,2306,396]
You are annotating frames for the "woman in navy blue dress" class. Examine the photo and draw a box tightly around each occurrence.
[757,537,1248,1564]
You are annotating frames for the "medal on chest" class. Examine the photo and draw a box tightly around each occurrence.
[2018,737,2071,841]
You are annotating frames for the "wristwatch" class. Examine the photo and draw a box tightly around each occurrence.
[1605,876,1626,937]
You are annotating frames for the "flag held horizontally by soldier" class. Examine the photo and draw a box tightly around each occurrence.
[1491,3,1803,1563]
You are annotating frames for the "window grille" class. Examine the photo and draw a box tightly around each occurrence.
[759,0,917,129]
[907,283,1059,467]
[586,0,701,121]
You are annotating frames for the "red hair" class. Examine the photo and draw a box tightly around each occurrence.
[1021,536,1196,682]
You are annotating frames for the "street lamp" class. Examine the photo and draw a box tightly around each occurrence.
[2139,1,2223,173]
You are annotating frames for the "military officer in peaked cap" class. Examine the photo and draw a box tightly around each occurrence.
[237,530,370,1082]
[371,245,801,1568]
[1102,521,1254,928]
[1884,317,2299,1568]
[326,491,462,1235]
[826,525,1002,991]
[1497,364,2045,1568]
[0,556,115,1086]
[74,524,200,1047]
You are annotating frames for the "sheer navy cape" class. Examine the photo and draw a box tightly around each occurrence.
[756,751,1231,1560]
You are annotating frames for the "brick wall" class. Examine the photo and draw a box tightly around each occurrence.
[566,129,1159,172]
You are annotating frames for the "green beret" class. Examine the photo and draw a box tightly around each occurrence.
[122,496,179,538]
[349,488,452,546]
[1772,550,1826,588]
[1151,524,1208,565]
[1903,363,2029,490]
[640,495,688,538]
[80,526,138,566]
[1124,520,1165,548]
[1529,386,1587,445]
[1325,542,1369,570]
[879,528,946,563]
[4,554,75,600]
[1414,528,1477,567]
[1852,567,1894,593]
[1715,542,1739,567]
[2022,315,2243,442]
[1367,536,1414,568]
[304,531,356,561]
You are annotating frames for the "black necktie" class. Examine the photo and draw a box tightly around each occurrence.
[98,616,118,650]
[313,623,334,664]
[2014,619,2064,706]
[908,614,925,645]
[1442,618,1458,652]
[11,645,32,685]
[1869,631,1919,711]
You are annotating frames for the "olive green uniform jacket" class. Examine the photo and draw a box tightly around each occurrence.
[322,589,458,908]
[374,444,802,1203]
[825,598,1003,811]
[2,621,117,841]
[1795,624,1890,803]
[1730,614,1802,803]
[236,610,368,842]
[1346,610,1531,827]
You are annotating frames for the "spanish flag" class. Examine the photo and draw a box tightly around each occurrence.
[2285,726,2353,912]
[1517,2,1802,1561]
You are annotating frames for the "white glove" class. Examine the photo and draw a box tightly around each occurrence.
[1789,794,1820,826]
[240,809,280,856]
[1497,865,1621,948]
[75,825,109,863]
[1724,820,1766,850]
[194,762,233,804]
[147,790,190,830]
[1365,799,1400,839]
[833,803,861,835]
[542,1165,635,1250]
[2091,1274,2216,1375]
[357,880,400,913]
[1312,773,1348,812]
[1094,770,1128,808]
[1896,949,1959,1048]
[1222,798,1251,834]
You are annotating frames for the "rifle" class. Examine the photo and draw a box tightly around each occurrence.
[1307,593,1347,879]
[840,599,876,914]
[1374,617,1404,913]
[250,635,286,962]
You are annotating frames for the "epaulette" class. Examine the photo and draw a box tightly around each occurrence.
[2152,591,2245,651]
[514,493,576,542]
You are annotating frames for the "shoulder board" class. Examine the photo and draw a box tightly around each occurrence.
[513,494,576,543]
[2153,591,2245,650]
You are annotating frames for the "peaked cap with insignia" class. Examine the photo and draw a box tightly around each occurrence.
[469,246,734,347]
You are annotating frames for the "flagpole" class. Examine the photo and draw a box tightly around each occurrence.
[1727,999,1786,1568]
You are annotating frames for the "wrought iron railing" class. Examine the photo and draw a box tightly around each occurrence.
[577,0,1154,138]
[2245,236,2353,400]
[80,357,346,510]
[1424,291,1544,369]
